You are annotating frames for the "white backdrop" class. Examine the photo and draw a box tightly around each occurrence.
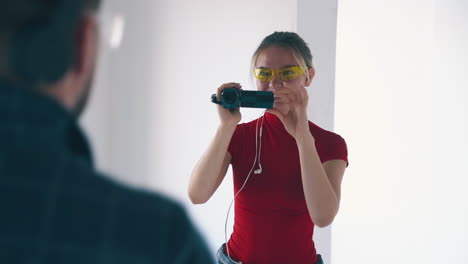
[334,0,467,263]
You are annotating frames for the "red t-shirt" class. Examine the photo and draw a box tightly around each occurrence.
[227,112,348,264]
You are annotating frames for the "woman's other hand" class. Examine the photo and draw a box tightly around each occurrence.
[268,85,310,141]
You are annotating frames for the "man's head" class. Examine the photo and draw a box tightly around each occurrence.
[0,0,101,116]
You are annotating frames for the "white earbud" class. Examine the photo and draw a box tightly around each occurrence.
[224,112,265,264]
[254,124,263,175]
[254,164,262,174]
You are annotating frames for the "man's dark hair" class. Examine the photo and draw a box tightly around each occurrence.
[0,0,101,83]
[0,0,101,26]
[83,0,101,11]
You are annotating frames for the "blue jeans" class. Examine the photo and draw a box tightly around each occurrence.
[216,244,324,264]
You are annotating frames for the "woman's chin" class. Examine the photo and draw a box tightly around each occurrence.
[272,104,290,116]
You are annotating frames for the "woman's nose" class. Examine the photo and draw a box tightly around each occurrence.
[269,75,283,90]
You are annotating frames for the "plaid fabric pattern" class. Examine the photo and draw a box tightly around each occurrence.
[0,80,214,264]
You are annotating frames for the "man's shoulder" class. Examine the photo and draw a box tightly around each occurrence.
[60,159,209,260]
[0,149,215,262]
[65,158,184,217]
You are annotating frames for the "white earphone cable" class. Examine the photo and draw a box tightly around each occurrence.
[255,116,265,174]
[224,112,265,264]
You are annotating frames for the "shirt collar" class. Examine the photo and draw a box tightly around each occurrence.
[0,78,94,166]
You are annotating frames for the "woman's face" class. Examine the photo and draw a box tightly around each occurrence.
[255,46,311,92]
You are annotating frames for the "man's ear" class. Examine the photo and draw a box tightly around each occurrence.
[305,67,315,87]
[73,15,98,79]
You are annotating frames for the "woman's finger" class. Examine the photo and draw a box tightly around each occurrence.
[216,82,242,100]
[287,85,308,108]
[298,85,309,106]
[274,88,297,104]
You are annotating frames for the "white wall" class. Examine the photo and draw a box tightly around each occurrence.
[82,0,156,187]
[298,0,339,263]
[433,0,468,262]
[334,0,467,263]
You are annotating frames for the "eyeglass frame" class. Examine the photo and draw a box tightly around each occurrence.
[253,66,307,82]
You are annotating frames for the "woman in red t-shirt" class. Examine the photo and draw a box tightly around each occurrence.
[189,31,348,264]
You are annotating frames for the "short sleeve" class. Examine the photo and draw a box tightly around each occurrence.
[319,134,349,167]
[227,124,245,165]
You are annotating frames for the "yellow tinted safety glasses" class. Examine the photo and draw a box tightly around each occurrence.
[254,66,306,82]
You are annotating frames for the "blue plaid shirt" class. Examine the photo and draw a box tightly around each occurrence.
[0,79,214,264]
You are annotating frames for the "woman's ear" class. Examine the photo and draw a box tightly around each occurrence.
[305,67,315,87]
